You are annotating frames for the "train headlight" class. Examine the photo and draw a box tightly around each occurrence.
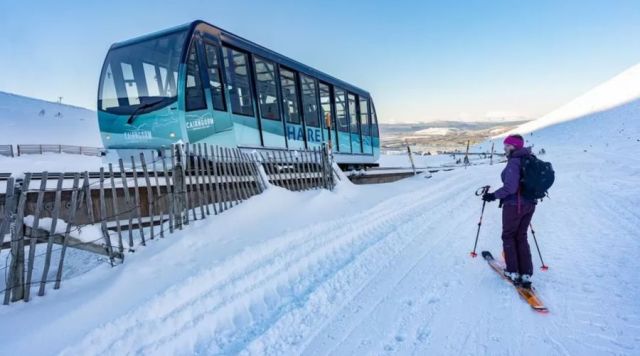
[105,135,111,140]
[169,132,176,138]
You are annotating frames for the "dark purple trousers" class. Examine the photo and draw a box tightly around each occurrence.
[501,201,535,275]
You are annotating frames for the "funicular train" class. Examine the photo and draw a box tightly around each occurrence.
[97,20,380,168]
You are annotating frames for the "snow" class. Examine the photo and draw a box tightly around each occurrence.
[413,127,460,136]
[0,91,101,147]
[0,153,104,177]
[23,216,103,244]
[0,61,639,355]
[504,62,640,137]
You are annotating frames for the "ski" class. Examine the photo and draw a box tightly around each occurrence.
[481,251,548,313]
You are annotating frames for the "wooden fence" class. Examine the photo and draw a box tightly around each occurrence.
[0,144,334,304]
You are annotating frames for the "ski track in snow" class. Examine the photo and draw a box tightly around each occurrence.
[61,172,472,355]
[57,149,640,356]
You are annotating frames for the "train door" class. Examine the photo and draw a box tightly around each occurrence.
[200,38,235,146]
[221,45,261,147]
[253,56,286,148]
[183,38,216,144]
[334,87,351,153]
[348,93,363,154]
[319,82,338,151]
[300,74,322,149]
[280,67,305,149]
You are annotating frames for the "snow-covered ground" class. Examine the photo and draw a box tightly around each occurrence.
[0,91,100,147]
[0,62,639,355]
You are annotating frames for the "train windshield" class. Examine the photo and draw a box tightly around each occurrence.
[98,30,188,115]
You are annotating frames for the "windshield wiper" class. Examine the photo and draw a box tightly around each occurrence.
[127,99,165,125]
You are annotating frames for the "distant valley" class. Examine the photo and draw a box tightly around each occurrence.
[379,120,530,154]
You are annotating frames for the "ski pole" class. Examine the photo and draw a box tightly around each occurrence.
[529,223,549,270]
[470,185,490,258]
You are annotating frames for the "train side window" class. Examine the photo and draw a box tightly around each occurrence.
[301,74,319,127]
[204,43,226,111]
[222,46,255,116]
[334,88,348,132]
[253,57,281,120]
[319,82,333,128]
[279,68,301,124]
[185,44,207,111]
[348,93,359,135]
[360,97,370,136]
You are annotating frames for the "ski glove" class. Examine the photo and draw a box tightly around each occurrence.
[482,192,496,202]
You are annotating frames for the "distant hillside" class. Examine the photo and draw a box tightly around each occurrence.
[380,119,530,153]
[0,91,101,146]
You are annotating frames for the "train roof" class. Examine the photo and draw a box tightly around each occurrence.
[109,20,371,98]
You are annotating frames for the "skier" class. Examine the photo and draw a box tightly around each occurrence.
[481,134,535,288]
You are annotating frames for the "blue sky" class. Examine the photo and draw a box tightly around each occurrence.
[1,0,639,123]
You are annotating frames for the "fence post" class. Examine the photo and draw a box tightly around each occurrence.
[139,153,156,240]
[203,145,217,215]
[240,151,257,197]
[197,144,211,216]
[24,172,48,302]
[226,147,242,204]
[193,144,207,218]
[172,147,186,230]
[217,146,230,211]
[0,178,16,252]
[161,149,175,233]
[271,151,284,190]
[99,168,115,264]
[108,163,124,253]
[54,173,79,290]
[209,145,223,214]
[244,151,264,193]
[38,175,64,296]
[407,145,416,176]
[118,159,135,249]
[5,175,30,304]
[130,157,146,245]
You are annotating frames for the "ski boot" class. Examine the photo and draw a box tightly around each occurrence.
[503,271,521,286]
[520,274,532,289]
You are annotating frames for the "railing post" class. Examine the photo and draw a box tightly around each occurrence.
[407,145,416,176]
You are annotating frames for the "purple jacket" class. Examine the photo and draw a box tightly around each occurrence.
[494,147,535,205]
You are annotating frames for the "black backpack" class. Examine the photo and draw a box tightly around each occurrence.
[520,155,555,200]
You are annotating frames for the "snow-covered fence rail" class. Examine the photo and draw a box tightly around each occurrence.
[0,144,335,305]
[0,145,14,157]
[15,144,106,157]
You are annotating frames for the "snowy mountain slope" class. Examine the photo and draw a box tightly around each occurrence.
[0,91,100,146]
[505,62,640,140]
[0,67,638,355]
